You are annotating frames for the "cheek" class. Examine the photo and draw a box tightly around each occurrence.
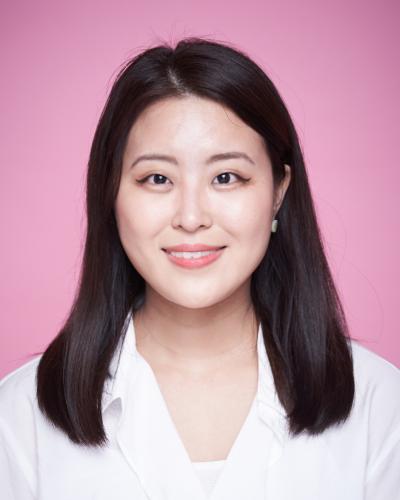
[114,193,146,259]
[115,189,159,242]
[114,197,158,278]
[220,190,272,242]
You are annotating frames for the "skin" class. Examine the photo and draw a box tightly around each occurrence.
[115,95,291,378]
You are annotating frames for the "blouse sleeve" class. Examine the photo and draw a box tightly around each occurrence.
[0,420,35,500]
[364,426,400,499]
[0,360,39,500]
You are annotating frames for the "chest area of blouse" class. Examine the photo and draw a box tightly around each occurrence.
[151,360,259,462]
[35,424,366,500]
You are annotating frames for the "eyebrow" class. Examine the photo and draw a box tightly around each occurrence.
[130,151,256,169]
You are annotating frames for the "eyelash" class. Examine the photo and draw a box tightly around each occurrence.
[136,172,250,187]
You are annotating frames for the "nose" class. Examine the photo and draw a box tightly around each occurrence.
[171,181,213,232]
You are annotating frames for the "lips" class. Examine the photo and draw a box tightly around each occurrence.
[163,245,226,268]
[162,244,226,253]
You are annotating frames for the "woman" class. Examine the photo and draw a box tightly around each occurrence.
[1,37,399,500]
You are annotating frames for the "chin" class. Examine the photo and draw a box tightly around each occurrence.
[155,287,227,310]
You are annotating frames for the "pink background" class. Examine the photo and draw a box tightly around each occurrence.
[1,0,399,378]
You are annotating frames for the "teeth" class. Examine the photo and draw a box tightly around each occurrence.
[169,250,218,259]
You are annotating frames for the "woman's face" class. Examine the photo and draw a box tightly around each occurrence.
[115,96,290,309]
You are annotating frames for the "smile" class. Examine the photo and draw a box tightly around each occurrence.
[169,250,217,258]
[162,247,226,269]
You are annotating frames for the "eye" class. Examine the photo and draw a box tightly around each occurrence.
[136,173,171,185]
[213,172,247,185]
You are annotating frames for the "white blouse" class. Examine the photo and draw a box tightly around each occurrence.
[1,313,400,500]
[192,459,226,497]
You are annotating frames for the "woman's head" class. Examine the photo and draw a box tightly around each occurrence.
[37,37,354,446]
[115,94,291,310]
[87,37,299,311]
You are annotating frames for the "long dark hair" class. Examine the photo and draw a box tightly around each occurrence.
[36,36,354,447]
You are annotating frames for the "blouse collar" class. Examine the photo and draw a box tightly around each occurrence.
[101,310,290,500]
[102,309,289,443]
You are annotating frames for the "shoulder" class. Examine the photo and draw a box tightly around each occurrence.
[350,339,400,399]
[0,356,42,452]
[0,356,42,414]
[350,339,400,416]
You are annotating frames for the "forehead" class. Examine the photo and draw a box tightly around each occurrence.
[124,95,267,160]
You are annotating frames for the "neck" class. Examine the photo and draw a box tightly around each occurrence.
[133,284,259,375]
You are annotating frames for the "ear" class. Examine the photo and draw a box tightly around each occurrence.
[273,164,291,215]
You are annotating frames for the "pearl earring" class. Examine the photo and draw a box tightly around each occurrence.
[271,219,278,233]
